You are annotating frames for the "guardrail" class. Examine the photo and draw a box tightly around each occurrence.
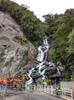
[34,86,74,100]
[60,88,74,100]
[0,90,5,100]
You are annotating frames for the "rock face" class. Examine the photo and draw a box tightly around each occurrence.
[0,11,35,79]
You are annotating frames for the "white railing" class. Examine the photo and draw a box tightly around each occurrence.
[60,88,74,100]
[34,86,74,100]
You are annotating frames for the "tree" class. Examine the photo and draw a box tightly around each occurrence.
[45,9,74,80]
[0,0,47,45]
[68,29,74,54]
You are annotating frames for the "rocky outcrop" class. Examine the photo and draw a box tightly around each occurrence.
[0,11,35,79]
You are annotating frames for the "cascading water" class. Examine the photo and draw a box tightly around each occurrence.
[36,46,44,62]
[26,68,34,85]
[36,39,49,79]
[25,38,62,91]
[26,39,49,87]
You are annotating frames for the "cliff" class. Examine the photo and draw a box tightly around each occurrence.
[0,11,35,79]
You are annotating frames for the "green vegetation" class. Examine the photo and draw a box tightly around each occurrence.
[0,0,74,80]
[44,9,74,81]
[0,0,47,45]
[14,36,28,46]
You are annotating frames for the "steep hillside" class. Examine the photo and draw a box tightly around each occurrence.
[44,9,74,80]
[0,0,47,45]
[0,11,35,79]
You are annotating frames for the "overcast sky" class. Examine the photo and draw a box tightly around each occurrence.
[11,0,74,21]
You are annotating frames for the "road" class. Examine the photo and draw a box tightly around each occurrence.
[6,91,63,100]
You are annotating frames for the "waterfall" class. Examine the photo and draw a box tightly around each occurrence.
[26,39,49,87]
[48,62,55,67]
[36,46,44,62]
[26,68,34,85]
[25,38,62,90]
[43,39,49,51]
[36,62,45,75]
[36,39,49,73]
[26,39,49,85]
[57,67,61,75]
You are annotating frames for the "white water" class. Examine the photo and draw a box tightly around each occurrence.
[26,39,49,86]
[48,62,55,67]
[36,46,44,62]
[25,39,62,89]
[36,39,49,62]
[26,68,34,85]
[36,39,49,77]
[57,67,61,75]
[26,39,60,86]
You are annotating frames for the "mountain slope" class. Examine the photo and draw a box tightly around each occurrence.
[0,0,47,45]
[0,11,35,79]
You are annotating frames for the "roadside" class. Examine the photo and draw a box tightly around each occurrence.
[5,90,63,100]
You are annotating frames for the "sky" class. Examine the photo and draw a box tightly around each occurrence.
[11,0,74,21]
